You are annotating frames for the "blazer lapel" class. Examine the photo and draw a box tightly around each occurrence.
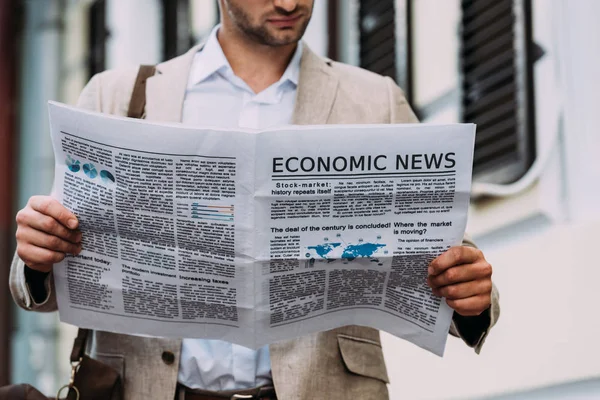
[292,44,339,125]
[146,43,204,123]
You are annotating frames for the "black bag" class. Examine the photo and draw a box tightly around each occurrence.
[0,329,121,400]
[0,384,48,400]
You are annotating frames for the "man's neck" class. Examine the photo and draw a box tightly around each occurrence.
[217,25,298,94]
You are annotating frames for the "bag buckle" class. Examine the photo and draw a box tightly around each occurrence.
[56,358,82,400]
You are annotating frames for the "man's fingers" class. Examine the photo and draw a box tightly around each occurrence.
[15,196,80,274]
[17,226,81,255]
[20,209,81,243]
[426,246,494,317]
[428,246,483,276]
[17,243,66,270]
[428,261,492,288]
[434,279,492,300]
[28,196,79,229]
[446,294,491,317]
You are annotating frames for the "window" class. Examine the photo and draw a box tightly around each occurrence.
[405,0,538,184]
[358,0,397,80]
[161,0,193,61]
[460,0,537,183]
[88,0,107,78]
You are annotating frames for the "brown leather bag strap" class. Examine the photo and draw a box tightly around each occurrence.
[70,328,90,362]
[127,65,156,119]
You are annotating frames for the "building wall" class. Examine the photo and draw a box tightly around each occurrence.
[383,0,600,398]
[0,0,18,386]
[105,0,162,69]
[12,0,67,393]
[384,220,600,399]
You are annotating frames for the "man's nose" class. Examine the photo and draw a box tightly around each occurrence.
[273,0,299,12]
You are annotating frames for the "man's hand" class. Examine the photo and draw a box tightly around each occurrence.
[427,246,492,317]
[16,196,82,273]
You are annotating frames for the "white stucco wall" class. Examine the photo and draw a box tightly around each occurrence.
[302,0,328,57]
[105,0,162,68]
[384,0,600,398]
[384,220,600,399]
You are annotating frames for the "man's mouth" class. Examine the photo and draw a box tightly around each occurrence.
[267,14,303,28]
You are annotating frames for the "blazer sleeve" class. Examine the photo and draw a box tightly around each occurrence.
[386,77,501,353]
[385,76,419,124]
[9,253,58,312]
[8,74,105,313]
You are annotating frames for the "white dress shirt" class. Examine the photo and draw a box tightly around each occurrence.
[177,26,303,391]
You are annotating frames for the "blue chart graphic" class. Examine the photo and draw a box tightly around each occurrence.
[66,155,81,172]
[306,234,388,264]
[65,154,115,184]
[191,203,234,222]
[83,163,98,179]
[100,170,115,184]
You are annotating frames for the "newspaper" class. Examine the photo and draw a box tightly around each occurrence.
[48,101,475,356]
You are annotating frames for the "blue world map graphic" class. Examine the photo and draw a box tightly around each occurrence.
[307,242,386,261]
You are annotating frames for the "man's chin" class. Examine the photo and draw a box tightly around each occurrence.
[265,32,303,47]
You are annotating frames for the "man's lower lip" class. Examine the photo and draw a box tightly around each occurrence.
[268,16,301,27]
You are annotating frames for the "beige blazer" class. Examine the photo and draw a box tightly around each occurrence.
[10,43,500,400]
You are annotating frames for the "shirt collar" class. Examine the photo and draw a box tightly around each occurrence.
[187,25,303,89]
[281,40,302,87]
[187,26,229,88]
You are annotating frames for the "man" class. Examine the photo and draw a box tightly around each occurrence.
[10,0,499,399]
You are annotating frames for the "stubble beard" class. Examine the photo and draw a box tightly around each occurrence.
[225,1,311,47]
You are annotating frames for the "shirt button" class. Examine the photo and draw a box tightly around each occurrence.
[162,351,175,365]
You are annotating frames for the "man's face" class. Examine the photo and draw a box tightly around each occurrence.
[221,0,314,46]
